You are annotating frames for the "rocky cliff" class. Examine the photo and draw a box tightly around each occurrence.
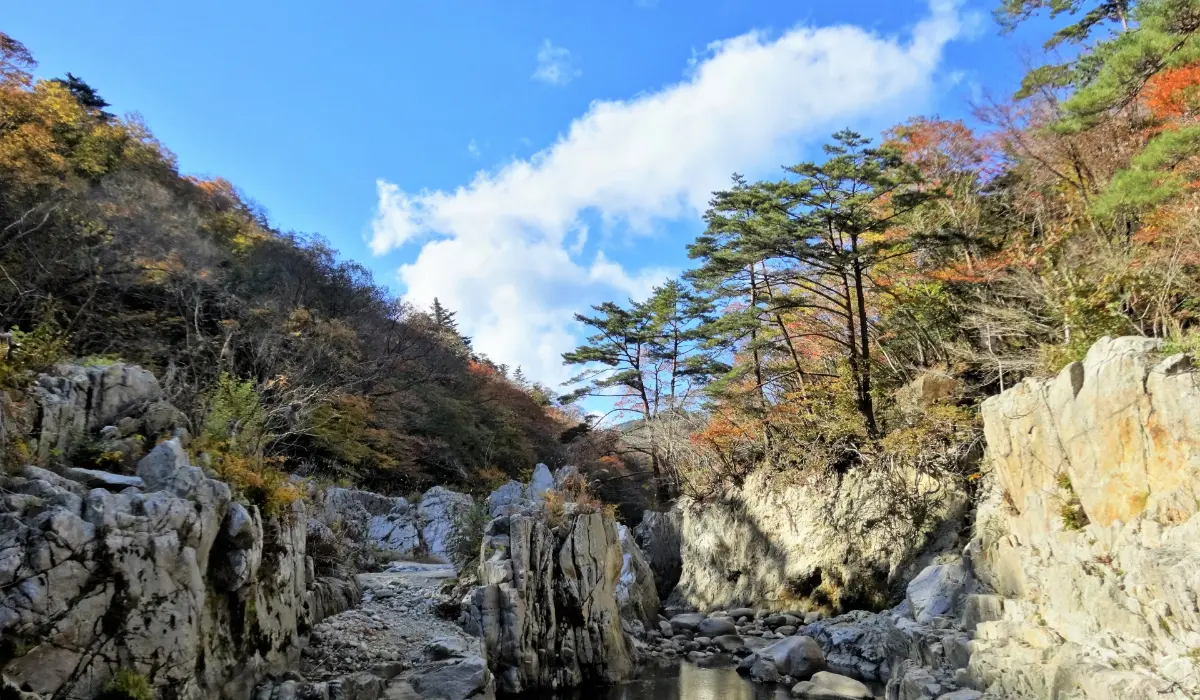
[735,337,1200,700]
[668,465,969,613]
[964,336,1200,698]
[462,466,653,695]
[0,364,359,699]
[641,337,1200,699]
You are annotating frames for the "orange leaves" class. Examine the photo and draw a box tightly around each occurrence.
[884,116,994,182]
[1143,62,1200,122]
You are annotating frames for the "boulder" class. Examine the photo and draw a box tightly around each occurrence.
[760,636,826,680]
[751,657,781,683]
[698,616,738,637]
[528,463,554,498]
[425,636,470,660]
[712,634,745,652]
[409,655,494,700]
[807,671,872,699]
[905,561,968,624]
[669,612,707,633]
[486,480,527,517]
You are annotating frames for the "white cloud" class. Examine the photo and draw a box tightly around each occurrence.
[467,139,480,157]
[532,40,581,86]
[370,1,966,385]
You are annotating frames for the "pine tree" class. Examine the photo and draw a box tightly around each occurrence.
[431,297,458,331]
[691,130,935,436]
[50,72,114,121]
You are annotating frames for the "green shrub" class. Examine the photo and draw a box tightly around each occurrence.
[97,669,153,700]
[447,501,490,570]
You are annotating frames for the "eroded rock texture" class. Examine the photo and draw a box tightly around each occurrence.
[463,510,635,694]
[1,364,359,700]
[669,465,969,612]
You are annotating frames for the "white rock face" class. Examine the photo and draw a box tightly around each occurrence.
[32,363,165,461]
[419,486,474,558]
[965,337,1200,698]
[615,523,660,627]
[671,465,968,611]
[0,446,359,700]
[321,487,421,556]
[983,336,1200,533]
[368,502,421,552]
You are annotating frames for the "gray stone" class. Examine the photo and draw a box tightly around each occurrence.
[62,467,144,490]
[698,616,738,637]
[751,657,781,683]
[712,634,745,652]
[528,463,554,499]
[408,656,494,700]
[425,636,469,660]
[906,561,967,624]
[808,671,872,699]
[466,512,632,694]
[486,480,526,517]
[418,486,473,558]
[135,437,191,491]
[33,363,163,462]
[669,612,707,632]
[759,636,826,680]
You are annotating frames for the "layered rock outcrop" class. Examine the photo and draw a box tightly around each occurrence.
[464,510,634,694]
[669,465,969,612]
[1,364,359,699]
[314,483,473,564]
[0,440,359,699]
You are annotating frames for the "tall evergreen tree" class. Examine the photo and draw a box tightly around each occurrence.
[562,281,715,503]
[50,72,114,121]
[692,130,935,435]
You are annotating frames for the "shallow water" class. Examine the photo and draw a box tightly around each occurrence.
[523,660,793,700]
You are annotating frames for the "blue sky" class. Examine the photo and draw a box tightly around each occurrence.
[7,0,1050,385]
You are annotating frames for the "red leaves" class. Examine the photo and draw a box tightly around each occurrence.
[1143,62,1200,122]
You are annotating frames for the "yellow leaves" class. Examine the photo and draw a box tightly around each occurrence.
[0,76,130,193]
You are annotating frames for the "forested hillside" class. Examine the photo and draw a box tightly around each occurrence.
[3,0,1198,510]
[0,32,585,495]
[565,0,1200,501]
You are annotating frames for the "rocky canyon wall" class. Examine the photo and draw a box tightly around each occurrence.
[0,364,360,699]
[964,336,1200,698]
[669,464,969,613]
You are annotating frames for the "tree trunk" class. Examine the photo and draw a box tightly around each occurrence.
[850,247,877,436]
